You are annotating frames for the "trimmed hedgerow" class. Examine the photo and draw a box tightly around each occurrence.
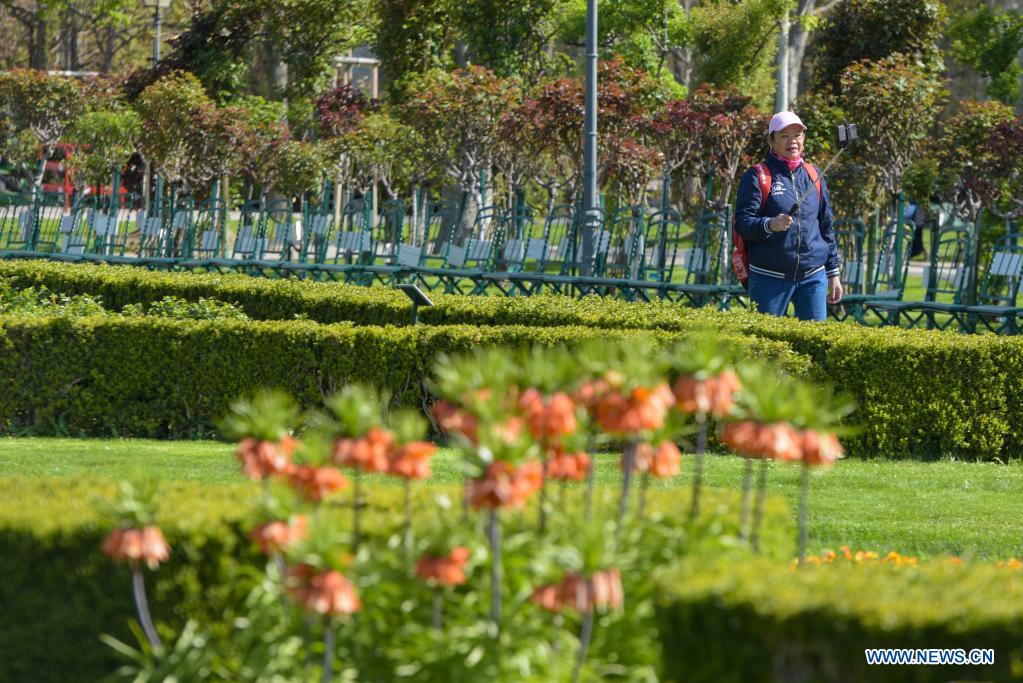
[3,260,1023,459]
[656,557,1023,683]
[0,477,793,683]
[0,315,803,439]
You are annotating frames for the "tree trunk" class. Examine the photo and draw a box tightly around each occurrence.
[32,18,48,70]
[103,24,116,72]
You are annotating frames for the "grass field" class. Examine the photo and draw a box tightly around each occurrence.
[1,436,1019,561]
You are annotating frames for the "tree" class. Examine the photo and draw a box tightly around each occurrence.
[343,111,419,200]
[689,85,767,203]
[181,103,249,193]
[145,0,370,101]
[314,83,368,138]
[949,5,1023,106]
[839,55,945,203]
[371,0,456,102]
[982,116,1023,219]
[0,69,83,188]
[604,139,663,207]
[236,97,292,200]
[556,0,688,87]
[65,109,141,191]
[932,101,1016,222]
[516,57,665,204]
[637,98,708,209]
[689,0,789,106]
[453,0,564,78]
[134,71,211,188]
[271,140,325,199]
[813,0,947,93]
[401,67,521,220]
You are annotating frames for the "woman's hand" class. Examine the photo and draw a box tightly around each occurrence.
[827,276,843,304]
[769,214,793,232]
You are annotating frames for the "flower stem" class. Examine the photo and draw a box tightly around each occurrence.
[750,459,770,553]
[638,471,650,519]
[738,458,753,540]
[571,610,595,683]
[322,619,335,683]
[798,462,810,562]
[616,442,637,549]
[552,613,563,654]
[689,413,707,524]
[131,565,162,651]
[539,445,549,535]
[352,470,362,552]
[461,474,470,523]
[559,478,567,511]
[403,479,412,559]
[432,587,443,631]
[488,508,502,633]
[584,455,596,521]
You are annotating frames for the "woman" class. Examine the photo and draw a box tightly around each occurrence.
[734,111,843,320]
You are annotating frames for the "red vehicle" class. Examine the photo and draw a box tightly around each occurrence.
[40,144,128,210]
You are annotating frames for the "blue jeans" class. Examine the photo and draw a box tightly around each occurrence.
[749,269,828,321]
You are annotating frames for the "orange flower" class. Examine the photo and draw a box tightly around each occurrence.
[625,441,681,478]
[468,460,543,509]
[595,383,674,435]
[332,428,394,473]
[673,370,740,418]
[531,584,564,612]
[547,448,591,482]
[102,526,171,569]
[389,441,437,480]
[286,564,362,616]
[250,515,308,555]
[519,388,578,440]
[288,465,348,502]
[236,436,296,480]
[415,546,470,586]
[573,378,611,411]
[800,430,844,467]
[432,400,479,444]
[537,569,625,614]
[721,421,801,461]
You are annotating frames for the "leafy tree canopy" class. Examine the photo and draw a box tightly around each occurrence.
[813,0,948,93]
[949,5,1023,105]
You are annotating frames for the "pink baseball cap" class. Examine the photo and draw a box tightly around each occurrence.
[768,111,806,134]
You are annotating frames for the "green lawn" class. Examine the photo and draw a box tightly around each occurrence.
[1,436,1020,560]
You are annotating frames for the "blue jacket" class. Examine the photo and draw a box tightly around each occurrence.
[734,154,840,281]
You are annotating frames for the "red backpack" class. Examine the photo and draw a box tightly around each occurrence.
[731,161,821,291]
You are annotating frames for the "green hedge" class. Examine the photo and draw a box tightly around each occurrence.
[3,260,1023,459]
[0,315,802,439]
[0,476,791,683]
[656,557,1023,683]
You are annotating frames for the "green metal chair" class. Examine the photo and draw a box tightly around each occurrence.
[961,234,1023,334]
[866,221,972,329]
[829,217,915,324]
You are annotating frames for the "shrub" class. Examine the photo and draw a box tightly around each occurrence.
[656,556,1023,683]
[0,316,800,439]
[2,260,1022,459]
[121,296,249,321]
[0,477,790,683]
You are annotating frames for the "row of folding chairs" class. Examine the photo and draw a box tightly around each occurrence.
[0,191,744,306]
[828,213,1023,334]
[5,189,1021,332]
